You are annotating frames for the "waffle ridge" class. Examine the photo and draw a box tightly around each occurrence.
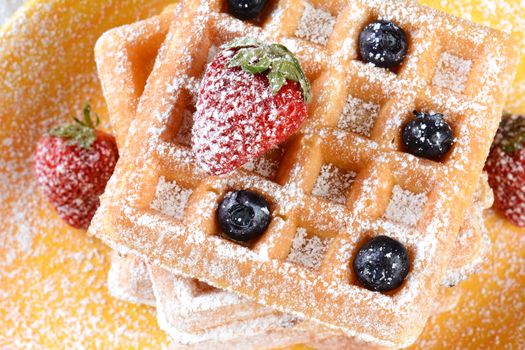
[90,0,519,347]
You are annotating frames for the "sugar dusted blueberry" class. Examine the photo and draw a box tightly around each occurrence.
[359,20,408,69]
[403,111,454,160]
[353,235,409,292]
[217,190,271,242]
[227,0,268,21]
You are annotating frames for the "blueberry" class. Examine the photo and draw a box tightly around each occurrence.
[353,236,410,292]
[359,20,408,69]
[403,111,454,160]
[217,190,271,242]
[227,0,268,21]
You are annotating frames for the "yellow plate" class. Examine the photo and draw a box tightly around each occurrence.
[0,1,523,348]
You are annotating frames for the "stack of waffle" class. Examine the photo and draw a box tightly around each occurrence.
[90,0,517,348]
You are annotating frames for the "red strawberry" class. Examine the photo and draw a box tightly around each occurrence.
[485,114,525,227]
[192,37,311,175]
[34,104,118,230]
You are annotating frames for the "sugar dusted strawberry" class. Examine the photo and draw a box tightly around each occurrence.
[192,37,311,175]
[34,104,118,230]
[485,114,525,227]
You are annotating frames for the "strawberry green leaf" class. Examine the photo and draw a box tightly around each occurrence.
[245,56,272,74]
[228,47,273,74]
[267,70,286,95]
[498,115,525,153]
[503,133,525,152]
[227,48,253,68]
[223,37,312,102]
[49,123,96,149]
[49,103,100,149]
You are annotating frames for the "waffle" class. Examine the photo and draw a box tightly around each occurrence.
[147,261,470,349]
[148,264,298,344]
[109,254,384,349]
[442,172,493,287]
[98,7,494,348]
[90,0,518,347]
[96,3,494,292]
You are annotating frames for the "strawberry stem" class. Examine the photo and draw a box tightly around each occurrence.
[49,103,100,149]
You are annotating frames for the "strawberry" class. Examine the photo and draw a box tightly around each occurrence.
[34,104,119,230]
[485,114,525,227]
[192,37,311,175]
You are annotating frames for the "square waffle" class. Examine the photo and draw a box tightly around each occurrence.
[97,7,495,348]
[90,0,518,347]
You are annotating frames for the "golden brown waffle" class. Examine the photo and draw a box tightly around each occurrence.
[107,215,482,350]
[96,4,494,292]
[107,254,328,350]
[148,264,300,345]
[90,0,518,347]
[98,7,494,347]
[147,254,472,350]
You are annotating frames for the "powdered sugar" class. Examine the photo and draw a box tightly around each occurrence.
[243,156,279,179]
[2,0,522,348]
[0,168,46,267]
[242,146,284,180]
[173,108,194,147]
[295,3,336,46]
[151,176,193,220]
[384,185,428,227]
[206,45,217,65]
[312,163,356,204]
[287,228,332,270]
[108,252,156,307]
[432,52,473,94]
[148,265,300,345]
[338,95,380,137]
